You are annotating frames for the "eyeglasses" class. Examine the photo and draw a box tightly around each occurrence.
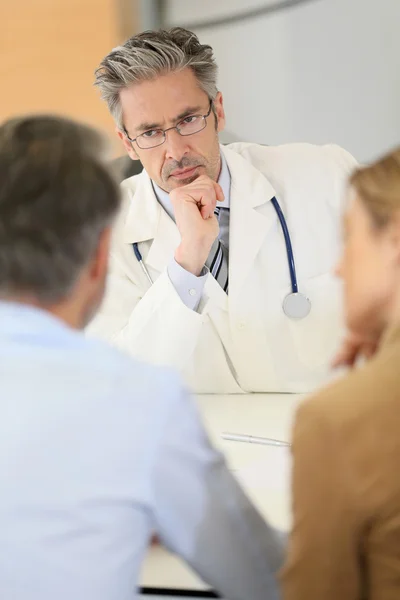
[124,100,213,150]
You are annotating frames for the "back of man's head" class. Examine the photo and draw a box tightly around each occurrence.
[0,115,120,327]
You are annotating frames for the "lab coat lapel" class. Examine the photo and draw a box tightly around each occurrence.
[121,150,278,297]
[223,146,277,299]
[122,171,180,275]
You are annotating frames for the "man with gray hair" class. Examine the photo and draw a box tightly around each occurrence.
[91,27,357,393]
[0,115,284,600]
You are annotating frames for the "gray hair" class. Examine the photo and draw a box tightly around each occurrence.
[0,115,120,303]
[94,27,218,130]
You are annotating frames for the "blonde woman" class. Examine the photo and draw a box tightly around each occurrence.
[282,148,400,600]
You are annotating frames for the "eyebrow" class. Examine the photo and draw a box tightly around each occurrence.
[135,105,203,134]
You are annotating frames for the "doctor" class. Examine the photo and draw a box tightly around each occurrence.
[91,27,356,393]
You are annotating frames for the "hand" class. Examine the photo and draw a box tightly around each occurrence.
[332,331,380,369]
[170,175,224,276]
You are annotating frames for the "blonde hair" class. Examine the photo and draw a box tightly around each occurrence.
[351,147,400,228]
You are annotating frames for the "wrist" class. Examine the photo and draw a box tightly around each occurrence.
[175,241,210,276]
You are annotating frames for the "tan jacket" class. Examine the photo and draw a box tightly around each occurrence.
[281,325,400,600]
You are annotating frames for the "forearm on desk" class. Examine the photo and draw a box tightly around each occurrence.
[152,391,284,600]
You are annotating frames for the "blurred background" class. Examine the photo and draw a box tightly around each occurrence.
[2,0,399,162]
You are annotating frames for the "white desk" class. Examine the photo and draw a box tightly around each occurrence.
[140,393,303,593]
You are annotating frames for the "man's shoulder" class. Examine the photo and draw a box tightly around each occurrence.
[82,334,184,408]
[119,171,144,206]
[225,141,357,176]
[111,171,148,230]
[120,171,144,192]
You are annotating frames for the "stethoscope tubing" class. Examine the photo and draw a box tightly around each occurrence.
[133,196,299,295]
[270,196,298,294]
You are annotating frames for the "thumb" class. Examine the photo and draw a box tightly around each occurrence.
[213,181,225,202]
[331,341,357,369]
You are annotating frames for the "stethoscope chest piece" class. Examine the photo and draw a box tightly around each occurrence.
[283,292,311,320]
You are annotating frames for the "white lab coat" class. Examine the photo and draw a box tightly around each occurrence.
[88,142,356,393]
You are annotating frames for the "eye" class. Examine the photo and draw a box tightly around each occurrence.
[142,129,162,138]
[181,115,199,125]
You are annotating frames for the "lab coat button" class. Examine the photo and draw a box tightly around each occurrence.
[237,321,246,330]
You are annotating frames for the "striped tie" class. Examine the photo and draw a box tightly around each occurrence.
[205,206,229,293]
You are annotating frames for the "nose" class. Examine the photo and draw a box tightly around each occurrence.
[164,128,190,162]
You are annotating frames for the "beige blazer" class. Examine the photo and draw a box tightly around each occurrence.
[281,325,400,600]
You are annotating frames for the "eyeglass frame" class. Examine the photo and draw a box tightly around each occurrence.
[123,99,214,150]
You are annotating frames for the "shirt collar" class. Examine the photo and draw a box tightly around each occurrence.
[151,146,231,220]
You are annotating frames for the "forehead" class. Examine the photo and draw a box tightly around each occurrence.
[344,186,358,219]
[345,186,371,229]
[120,68,208,131]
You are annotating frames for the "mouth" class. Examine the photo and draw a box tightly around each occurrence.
[169,166,201,180]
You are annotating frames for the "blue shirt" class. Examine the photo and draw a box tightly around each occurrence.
[152,150,231,310]
[0,301,283,600]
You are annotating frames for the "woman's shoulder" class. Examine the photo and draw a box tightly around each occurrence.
[297,341,400,438]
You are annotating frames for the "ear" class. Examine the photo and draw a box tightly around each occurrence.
[116,127,141,161]
[213,92,226,133]
[88,227,112,284]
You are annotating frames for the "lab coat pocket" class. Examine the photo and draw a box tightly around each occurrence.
[286,271,344,370]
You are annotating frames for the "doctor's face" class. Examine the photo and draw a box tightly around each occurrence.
[118,68,225,192]
[336,189,399,338]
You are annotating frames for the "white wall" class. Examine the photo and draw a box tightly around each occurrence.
[164,0,400,161]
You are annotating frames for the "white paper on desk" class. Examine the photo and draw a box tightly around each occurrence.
[230,447,292,529]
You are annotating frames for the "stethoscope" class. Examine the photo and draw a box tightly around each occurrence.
[133,196,312,320]
[270,197,311,319]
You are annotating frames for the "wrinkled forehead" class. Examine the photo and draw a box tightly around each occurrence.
[120,69,209,133]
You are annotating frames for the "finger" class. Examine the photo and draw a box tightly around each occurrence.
[363,342,378,360]
[200,203,216,220]
[331,352,347,369]
[341,348,357,367]
[332,354,355,369]
[331,343,358,369]
[198,186,218,206]
[331,353,341,369]
[199,193,217,219]
[187,180,222,205]
[189,174,211,187]
[213,181,225,202]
